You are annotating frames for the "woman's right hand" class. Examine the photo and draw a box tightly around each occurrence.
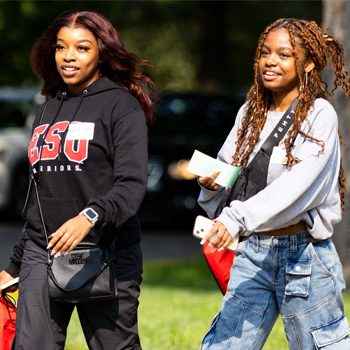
[199,170,220,191]
[0,270,18,297]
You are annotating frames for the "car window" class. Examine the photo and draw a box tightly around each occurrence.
[148,94,244,158]
[157,96,238,134]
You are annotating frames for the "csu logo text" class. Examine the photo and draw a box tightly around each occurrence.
[28,121,91,165]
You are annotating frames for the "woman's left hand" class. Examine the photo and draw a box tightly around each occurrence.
[47,215,93,258]
[204,221,233,249]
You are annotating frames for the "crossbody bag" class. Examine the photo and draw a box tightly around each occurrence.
[31,172,118,303]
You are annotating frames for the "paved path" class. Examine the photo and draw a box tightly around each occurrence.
[0,222,202,269]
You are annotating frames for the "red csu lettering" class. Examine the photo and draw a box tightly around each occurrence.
[64,122,90,163]
[41,121,69,160]
[28,124,49,165]
[28,121,91,165]
[64,139,89,163]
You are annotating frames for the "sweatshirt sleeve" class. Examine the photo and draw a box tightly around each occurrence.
[216,100,341,238]
[4,223,29,277]
[87,108,148,229]
[197,105,244,218]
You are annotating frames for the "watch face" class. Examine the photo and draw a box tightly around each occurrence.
[85,209,97,219]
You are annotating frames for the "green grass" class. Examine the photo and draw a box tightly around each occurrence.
[65,255,350,350]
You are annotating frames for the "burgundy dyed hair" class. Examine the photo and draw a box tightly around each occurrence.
[30,10,157,121]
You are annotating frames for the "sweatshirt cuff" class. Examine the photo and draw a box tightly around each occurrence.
[197,177,224,197]
[215,212,243,239]
[4,262,20,278]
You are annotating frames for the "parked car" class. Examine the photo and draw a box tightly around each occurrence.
[138,91,245,226]
[0,86,44,218]
[0,88,245,225]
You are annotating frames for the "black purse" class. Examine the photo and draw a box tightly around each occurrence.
[47,242,117,303]
[31,173,118,303]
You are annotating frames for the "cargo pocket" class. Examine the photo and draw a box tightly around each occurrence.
[310,315,350,348]
[209,313,220,329]
[200,313,220,348]
[114,244,141,280]
[285,260,312,297]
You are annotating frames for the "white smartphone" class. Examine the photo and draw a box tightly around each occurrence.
[193,215,239,251]
[1,277,19,292]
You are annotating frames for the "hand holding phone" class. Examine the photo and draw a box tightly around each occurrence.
[193,215,239,251]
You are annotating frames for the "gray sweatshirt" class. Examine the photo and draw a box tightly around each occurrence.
[198,98,341,241]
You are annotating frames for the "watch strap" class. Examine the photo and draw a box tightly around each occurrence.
[79,208,99,226]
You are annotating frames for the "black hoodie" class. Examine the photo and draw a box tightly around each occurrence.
[6,77,148,277]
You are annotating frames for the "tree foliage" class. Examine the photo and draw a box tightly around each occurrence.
[323,0,350,284]
[0,0,322,91]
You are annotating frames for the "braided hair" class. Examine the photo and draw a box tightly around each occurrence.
[232,18,350,214]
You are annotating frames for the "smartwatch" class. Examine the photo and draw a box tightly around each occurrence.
[79,208,99,227]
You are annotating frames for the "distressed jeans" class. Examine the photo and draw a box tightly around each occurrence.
[200,231,350,350]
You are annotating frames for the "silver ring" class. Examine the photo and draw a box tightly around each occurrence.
[64,233,70,239]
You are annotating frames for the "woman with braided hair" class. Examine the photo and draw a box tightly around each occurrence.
[198,18,350,349]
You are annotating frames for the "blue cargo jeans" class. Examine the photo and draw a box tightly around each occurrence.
[200,231,350,350]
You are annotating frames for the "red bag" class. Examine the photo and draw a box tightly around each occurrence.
[0,295,16,350]
[203,241,235,295]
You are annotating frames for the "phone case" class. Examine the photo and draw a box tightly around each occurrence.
[193,215,239,251]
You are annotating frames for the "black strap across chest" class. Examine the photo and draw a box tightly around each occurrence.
[224,97,298,207]
[260,98,299,156]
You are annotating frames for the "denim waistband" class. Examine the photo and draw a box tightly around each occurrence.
[247,230,318,252]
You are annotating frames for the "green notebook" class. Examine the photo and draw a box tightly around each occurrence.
[187,150,242,187]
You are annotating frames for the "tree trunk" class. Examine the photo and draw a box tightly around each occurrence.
[196,2,230,91]
[323,0,350,285]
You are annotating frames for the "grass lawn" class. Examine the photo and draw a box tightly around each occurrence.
[65,255,350,350]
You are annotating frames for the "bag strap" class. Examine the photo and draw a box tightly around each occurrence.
[21,102,51,250]
[31,173,49,248]
[260,97,298,156]
[22,102,49,213]
[224,97,298,207]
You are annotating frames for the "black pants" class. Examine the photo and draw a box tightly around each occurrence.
[13,239,143,350]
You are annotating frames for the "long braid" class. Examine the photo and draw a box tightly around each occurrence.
[232,18,350,214]
[232,22,276,168]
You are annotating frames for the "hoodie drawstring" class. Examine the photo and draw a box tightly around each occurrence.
[58,90,87,162]
[34,92,66,181]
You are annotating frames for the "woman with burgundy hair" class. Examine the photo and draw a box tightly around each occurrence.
[0,10,156,350]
